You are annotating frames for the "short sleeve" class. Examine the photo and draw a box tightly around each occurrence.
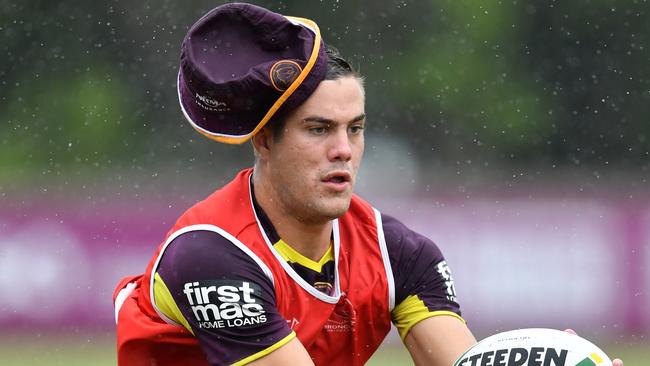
[382,214,465,339]
[153,229,294,366]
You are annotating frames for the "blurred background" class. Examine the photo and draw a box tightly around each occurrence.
[1,0,648,364]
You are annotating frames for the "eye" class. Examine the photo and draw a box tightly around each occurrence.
[349,125,364,134]
[310,126,327,135]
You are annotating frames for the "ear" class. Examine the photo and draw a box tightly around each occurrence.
[251,125,274,160]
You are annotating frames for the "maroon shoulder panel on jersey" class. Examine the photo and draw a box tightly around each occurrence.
[156,229,292,366]
[382,213,462,316]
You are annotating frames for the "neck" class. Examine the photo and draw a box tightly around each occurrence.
[252,169,332,262]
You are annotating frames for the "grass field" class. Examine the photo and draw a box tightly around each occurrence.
[0,332,647,365]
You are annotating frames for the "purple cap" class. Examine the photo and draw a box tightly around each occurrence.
[177,3,327,144]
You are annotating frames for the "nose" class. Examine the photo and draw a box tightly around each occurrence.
[327,127,352,162]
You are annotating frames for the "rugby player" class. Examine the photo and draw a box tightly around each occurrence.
[113,3,624,366]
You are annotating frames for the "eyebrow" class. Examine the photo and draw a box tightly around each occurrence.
[302,113,366,125]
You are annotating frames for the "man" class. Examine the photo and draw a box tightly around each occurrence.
[113,3,623,366]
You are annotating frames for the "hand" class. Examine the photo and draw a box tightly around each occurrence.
[564,329,623,366]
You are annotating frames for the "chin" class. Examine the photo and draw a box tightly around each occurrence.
[320,200,352,220]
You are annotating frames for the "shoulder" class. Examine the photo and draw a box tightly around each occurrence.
[380,213,444,265]
[172,169,257,232]
[156,226,273,284]
[379,213,455,307]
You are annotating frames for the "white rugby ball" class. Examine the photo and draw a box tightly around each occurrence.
[453,328,612,366]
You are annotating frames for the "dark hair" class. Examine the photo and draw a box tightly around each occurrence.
[268,45,361,140]
[323,45,359,80]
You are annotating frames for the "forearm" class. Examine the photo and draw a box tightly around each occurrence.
[404,316,476,366]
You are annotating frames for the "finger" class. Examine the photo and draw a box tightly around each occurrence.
[612,358,623,366]
[563,328,577,335]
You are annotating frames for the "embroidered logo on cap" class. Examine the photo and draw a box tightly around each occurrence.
[270,60,302,91]
[195,93,230,112]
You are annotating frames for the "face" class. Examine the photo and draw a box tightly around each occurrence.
[260,76,365,224]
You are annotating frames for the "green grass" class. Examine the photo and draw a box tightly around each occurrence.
[0,332,116,366]
[0,332,647,366]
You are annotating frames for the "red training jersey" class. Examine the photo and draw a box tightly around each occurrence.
[114,168,395,365]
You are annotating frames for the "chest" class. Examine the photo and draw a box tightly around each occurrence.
[272,233,393,354]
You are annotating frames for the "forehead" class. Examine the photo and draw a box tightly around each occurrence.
[288,76,365,122]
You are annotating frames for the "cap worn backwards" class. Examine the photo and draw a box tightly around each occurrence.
[177,2,328,144]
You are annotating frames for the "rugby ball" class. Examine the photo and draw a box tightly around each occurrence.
[453,328,612,366]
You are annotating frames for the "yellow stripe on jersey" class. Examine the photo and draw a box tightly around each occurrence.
[153,272,194,334]
[231,331,297,366]
[392,294,466,340]
[273,239,333,273]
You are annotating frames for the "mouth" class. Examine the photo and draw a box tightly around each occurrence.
[321,171,352,191]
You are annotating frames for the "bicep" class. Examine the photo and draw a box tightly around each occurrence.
[404,315,476,366]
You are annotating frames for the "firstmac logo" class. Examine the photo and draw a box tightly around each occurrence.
[183,280,267,329]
